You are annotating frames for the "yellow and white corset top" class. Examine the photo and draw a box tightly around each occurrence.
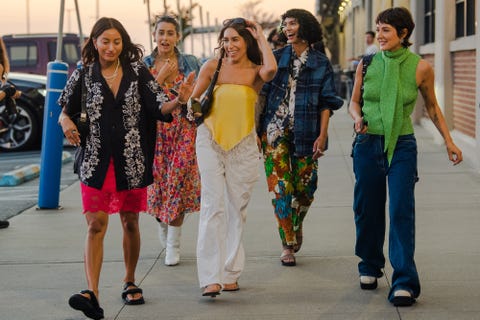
[204,84,257,151]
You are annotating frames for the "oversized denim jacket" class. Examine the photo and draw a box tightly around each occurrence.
[143,47,201,78]
[259,45,343,156]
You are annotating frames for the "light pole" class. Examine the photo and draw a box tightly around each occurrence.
[26,0,30,33]
[145,0,153,52]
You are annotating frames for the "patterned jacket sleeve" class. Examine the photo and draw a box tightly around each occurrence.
[137,63,173,122]
[57,68,82,117]
[318,61,344,113]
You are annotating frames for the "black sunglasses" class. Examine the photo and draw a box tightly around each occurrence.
[223,17,246,27]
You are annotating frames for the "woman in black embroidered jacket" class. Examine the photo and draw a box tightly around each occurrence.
[58,17,194,320]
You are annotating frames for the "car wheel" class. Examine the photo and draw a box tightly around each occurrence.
[0,101,39,151]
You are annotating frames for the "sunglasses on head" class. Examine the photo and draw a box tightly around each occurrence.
[223,17,246,27]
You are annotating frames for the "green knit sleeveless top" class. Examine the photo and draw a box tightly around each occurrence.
[362,47,420,163]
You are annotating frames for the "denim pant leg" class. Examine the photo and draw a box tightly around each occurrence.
[353,134,387,277]
[387,134,421,300]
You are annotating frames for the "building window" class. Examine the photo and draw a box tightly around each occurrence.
[424,0,435,43]
[456,0,476,38]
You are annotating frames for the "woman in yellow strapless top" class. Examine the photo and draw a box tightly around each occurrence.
[189,17,277,298]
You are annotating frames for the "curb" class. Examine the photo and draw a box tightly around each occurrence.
[0,151,72,187]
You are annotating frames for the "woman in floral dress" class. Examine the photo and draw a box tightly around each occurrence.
[144,15,201,266]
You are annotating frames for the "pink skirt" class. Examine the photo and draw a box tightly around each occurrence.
[80,159,147,214]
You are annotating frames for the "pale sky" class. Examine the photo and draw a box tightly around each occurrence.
[1,0,315,55]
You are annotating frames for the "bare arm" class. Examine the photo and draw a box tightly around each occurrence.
[159,71,196,115]
[417,59,462,165]
[246,21,277,83]
[348,60,368,134]
[190,59,217,100]
[312,108,331,160]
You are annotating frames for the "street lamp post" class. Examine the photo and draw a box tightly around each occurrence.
[26,0,30,33]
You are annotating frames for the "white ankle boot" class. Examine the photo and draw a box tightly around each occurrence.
[165,225,181,266]
[157,221,167,249]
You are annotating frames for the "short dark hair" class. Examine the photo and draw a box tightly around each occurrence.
[278,9,323,46]
[365,31,375,38]
[216,18,262,65]
[376,7,415,47]
[82,17,144,65]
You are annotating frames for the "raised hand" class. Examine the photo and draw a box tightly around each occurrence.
[177,71,196,104]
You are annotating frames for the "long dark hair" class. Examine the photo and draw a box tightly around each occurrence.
[82,17,144,65]
[376,7,415,47]
[278,9,324,47]
[216,18,262,65]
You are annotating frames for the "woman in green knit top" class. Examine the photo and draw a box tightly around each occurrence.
[348,7,462,307]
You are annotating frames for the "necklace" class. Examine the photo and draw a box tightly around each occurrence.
[103,59,120,81]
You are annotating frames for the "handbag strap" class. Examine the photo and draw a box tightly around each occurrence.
[359,53,374,110]
[203,57,223,98]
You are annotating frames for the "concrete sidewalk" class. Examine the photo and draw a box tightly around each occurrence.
[1,109,479,320]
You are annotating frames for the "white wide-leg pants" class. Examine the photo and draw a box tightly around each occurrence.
[196,125,259,287]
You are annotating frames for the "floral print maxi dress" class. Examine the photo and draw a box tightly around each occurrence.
[147,73,201,223]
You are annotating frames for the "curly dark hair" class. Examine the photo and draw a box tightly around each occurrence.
[82,17,144,65]
[376,7,415,48]
[278,9,323,46]
[216,18,262,65]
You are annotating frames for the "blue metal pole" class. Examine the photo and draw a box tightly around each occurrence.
[37,61,69,209]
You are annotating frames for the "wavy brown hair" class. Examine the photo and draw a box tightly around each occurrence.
[216,18,262,65]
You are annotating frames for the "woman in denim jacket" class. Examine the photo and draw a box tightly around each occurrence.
[258,8,343,267]
[144,15,202,267]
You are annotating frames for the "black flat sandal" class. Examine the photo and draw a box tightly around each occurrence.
[68,289,104,320]
[122,282,145,305]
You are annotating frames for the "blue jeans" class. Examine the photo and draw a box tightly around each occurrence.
[353,134,420,301]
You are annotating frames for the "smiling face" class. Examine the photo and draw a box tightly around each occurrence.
[94,28,123,65]
[376,22,405,52]
[282,17,302,45]
[154,21,179,56]
[222,27,247,62]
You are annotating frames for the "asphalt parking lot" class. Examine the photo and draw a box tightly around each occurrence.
[0,147,78,220]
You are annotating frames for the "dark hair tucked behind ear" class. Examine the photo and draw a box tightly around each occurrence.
[278,8,323,46]
[376,7,415,48]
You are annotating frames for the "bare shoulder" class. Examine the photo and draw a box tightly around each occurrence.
[417,59,434,77]
[416,59,434,86]
[197,58,220,79]
[202,58,220,71]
